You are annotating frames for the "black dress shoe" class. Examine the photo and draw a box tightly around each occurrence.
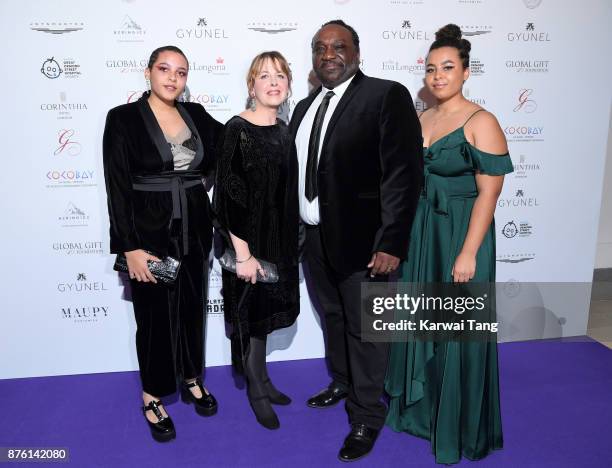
[181,378,218,416]
[263,378,291,406]
[307,383,348,408]
[338,423,379,462]
[142,400,176,443]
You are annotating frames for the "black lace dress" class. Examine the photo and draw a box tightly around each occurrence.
[213,116,299,371]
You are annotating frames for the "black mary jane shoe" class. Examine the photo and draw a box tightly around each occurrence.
[142,400,176,443]
[263,378,291,406]
[181,378,218,416]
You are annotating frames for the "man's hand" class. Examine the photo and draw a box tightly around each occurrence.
[367,251,400,277]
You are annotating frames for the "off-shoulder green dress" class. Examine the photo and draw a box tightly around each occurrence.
[384,112,513,464]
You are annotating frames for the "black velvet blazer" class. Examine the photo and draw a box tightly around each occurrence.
[290,71,424,274]
[102,96,223,257]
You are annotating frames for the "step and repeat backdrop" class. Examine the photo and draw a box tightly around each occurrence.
[1,0,610,378]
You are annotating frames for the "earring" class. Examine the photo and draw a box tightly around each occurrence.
[249,95,256,112]
[145,78,151,91]
[181,88,189,102]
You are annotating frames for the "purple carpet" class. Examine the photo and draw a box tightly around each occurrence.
[1,339,611,467]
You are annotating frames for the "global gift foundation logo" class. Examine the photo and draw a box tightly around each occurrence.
[41,57,81,79]
[52,241,103,255]
[30,21,84,35]
[505,59,550,73]
[105,58,148,74]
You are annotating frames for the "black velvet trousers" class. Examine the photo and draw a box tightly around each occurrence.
[304,225,390,430]
[130,229,208,397]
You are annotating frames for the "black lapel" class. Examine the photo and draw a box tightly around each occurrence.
[290,88,321,138]
[320,70,365,154]
[137,98,174,166]
[176,102,204,170]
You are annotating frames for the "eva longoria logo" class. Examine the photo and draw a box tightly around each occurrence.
[247,22,298,34]
[30,21,84,34]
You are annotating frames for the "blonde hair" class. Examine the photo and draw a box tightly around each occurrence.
[246,51,292,93]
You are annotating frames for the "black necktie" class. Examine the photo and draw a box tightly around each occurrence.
[305,90,335,202]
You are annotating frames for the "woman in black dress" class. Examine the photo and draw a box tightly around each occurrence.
[213,51,299,430]
[103,46,222,442]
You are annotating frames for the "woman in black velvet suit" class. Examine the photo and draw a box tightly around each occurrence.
[102,46,223,442]
[213,51,299,430]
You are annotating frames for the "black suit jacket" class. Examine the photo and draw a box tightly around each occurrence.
[290,71,423,274]
[102,97,223,256]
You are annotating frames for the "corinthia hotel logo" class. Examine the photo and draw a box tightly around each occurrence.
[513,89,537,113]
[54,129,81,156]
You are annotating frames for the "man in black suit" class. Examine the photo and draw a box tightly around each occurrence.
[290,20,423,461]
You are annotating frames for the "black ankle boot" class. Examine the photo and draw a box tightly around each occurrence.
[245,336,279,429]
[263,378,291,406]
[142,400,176,442]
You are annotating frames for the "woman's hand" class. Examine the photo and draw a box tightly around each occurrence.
[452,252,476,283]
[236,256,264,284]
[125,249,161,284]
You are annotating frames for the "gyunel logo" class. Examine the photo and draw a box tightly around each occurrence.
[507,23,550,42]
[382,20,431,40]
[176,18,229,39]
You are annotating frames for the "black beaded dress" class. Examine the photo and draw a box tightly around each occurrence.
[213,116,299,371]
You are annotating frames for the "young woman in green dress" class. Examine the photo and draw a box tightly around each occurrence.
[385,24,513,464]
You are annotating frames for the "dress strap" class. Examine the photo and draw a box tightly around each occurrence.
[462,109,485,127]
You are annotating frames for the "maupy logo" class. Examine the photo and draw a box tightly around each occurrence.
[513,89,537,113]
[54,129,81,156]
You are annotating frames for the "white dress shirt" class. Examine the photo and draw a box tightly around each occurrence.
[295,74,356,225]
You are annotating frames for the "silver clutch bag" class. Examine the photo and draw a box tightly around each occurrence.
[219,249,279,283]
[113,250,181,285]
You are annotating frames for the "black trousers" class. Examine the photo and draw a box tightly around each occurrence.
[130,237,208,397]
[305,225,390,430]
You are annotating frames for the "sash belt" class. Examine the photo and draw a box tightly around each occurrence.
[132,170,203,254]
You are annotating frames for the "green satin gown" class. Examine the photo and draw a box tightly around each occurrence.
[384,119,513,464]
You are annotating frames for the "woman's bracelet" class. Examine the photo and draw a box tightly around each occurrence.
[236,254,253,264]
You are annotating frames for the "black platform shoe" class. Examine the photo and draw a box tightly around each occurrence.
[142,400,176,443]
[181,378,218,416]
[263,378,291,406]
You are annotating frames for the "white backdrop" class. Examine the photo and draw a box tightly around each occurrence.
[1,0,610,379]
